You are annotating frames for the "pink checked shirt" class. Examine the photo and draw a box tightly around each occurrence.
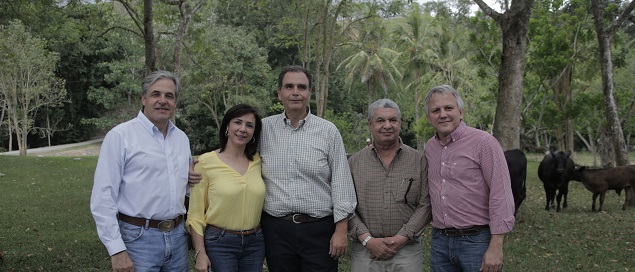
[425,121,515,235]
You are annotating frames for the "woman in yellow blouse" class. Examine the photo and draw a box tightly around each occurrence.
[187,104,265,272]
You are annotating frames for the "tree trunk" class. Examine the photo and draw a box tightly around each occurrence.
[0,99,5,145]
[7,111,12,152]
[597,132,615,168]
[46,110,51,147]
[556,126,564,151]
[315,0,347,117]
[172,0,205,75]
[475,0,536,150]
[554,65,574,152]
[144,0,156,74]
[18,111,27,156]
[590,0,634,167]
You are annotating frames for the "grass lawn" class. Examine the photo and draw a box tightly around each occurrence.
[0,153,634,271]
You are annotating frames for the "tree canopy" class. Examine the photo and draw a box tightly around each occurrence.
[0,0,633,161]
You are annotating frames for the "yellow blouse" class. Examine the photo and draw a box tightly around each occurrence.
[186,151,265,236]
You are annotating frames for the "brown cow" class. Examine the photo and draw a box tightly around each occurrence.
[571,165,635,212]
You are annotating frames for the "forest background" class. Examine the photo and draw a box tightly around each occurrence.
[0,0,634,164]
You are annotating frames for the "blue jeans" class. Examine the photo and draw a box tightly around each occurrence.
[430,228,491,272]
[119,219,189,272]
[204,226,265,272]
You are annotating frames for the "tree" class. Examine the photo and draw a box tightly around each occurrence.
[525,0,596,152]
[589,0,635,168]
[390,5,437,149]
[0,20,67,156]
[113,0,157,74]
[162,0,206,74]
[179,24,271,154]
[337,4,402,105]
[474,0,536,150]
[337,37,402,105]
[0,91,6,150]
[310,0,353,117]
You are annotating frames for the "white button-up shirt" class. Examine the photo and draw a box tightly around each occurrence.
[90,111,191,255]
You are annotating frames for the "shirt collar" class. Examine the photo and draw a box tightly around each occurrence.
[282,107,311,128]
[434,120,467,145]
[137,111,175,135]
[371,137,404,154]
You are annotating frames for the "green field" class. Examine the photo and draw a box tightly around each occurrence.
[0,154,634,271]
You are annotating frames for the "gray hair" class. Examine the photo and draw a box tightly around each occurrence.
[141,70,180,98]
[368,98,401,120]
[423,85,465,115]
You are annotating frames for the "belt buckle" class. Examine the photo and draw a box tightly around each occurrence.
[158,220,176,232]
[292,214,302,224]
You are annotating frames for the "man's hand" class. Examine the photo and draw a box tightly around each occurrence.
[480,234,504,272]
[365,237,397,260]
[188,158,201,187]
[111,251,134,272]
[384,234,409,252]
[329,219,348,259]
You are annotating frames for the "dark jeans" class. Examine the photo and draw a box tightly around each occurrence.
[204,227,265,272]
[261,212,337,272]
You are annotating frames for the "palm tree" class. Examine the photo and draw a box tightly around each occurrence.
[338,13,402,105]
[390,5,438,121]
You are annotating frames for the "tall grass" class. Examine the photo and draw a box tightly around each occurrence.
[0,153,634,271]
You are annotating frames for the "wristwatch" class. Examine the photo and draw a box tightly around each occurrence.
[361,235,373,247]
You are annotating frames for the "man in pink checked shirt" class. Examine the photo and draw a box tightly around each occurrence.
[423,85,515,272]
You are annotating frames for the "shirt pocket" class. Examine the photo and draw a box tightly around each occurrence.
[393,178,419,205]
[448,160,479,183]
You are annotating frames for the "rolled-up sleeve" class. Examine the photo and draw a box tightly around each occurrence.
[479,137,515,234]
[329,127,357,223]
[186,162,209,237]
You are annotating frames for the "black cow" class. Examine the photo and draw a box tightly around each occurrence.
[537,150,575,212]
[504,149,527,216]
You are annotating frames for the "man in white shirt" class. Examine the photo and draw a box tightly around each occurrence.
[91,70,192,272]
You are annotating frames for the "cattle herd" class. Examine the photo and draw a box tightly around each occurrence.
[505,149,635,213]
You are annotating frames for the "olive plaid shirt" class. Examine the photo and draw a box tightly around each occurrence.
[348,142,432,240]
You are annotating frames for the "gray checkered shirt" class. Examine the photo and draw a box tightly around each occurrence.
[260,112,356,222]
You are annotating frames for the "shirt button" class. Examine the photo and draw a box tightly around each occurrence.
[442,179,445,183]
[444,146,447,149]
[442,196,445,200]
[444,214,448,217]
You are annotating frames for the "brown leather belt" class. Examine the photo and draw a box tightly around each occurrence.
[439,225,489,237]
[207,224,261,235]
[280,213,320,224]
[117,212,182,232]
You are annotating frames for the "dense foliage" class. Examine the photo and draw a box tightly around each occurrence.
[0,0,633,155]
